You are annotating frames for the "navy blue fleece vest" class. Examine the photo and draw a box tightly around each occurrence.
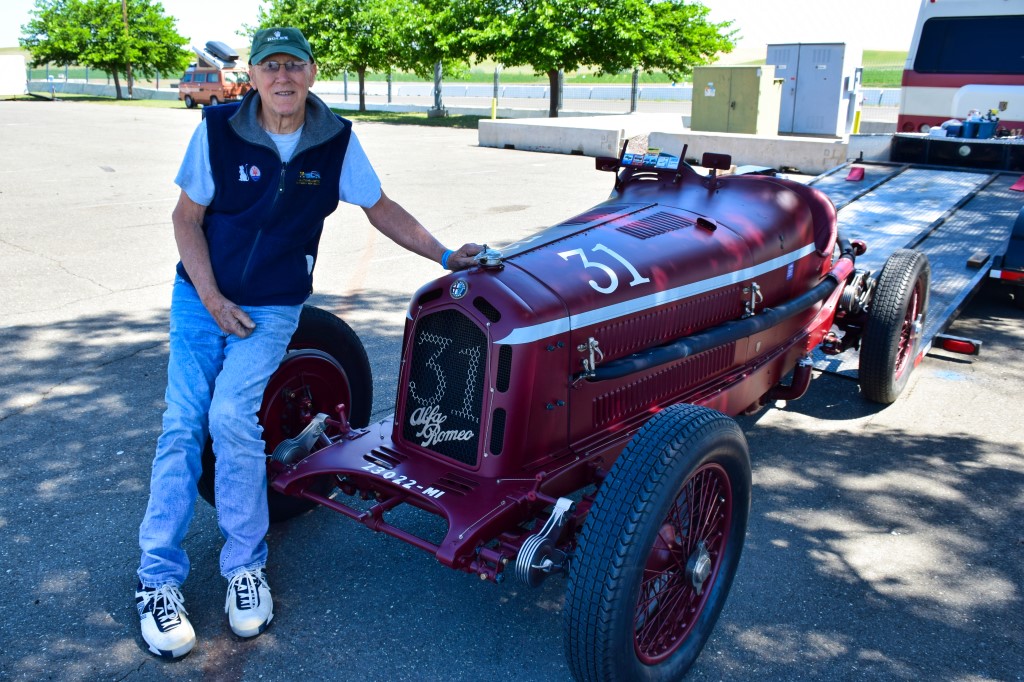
[178,103,351,305]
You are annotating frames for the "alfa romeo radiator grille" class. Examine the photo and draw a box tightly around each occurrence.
[402,309,486,466]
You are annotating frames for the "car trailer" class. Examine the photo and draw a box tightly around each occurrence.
[807,159,1024,376]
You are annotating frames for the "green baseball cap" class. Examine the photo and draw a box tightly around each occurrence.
[249,27,314,65]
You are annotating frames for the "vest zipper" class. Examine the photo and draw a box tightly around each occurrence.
[240,162,288,288]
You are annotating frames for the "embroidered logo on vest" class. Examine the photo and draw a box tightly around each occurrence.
[238,165,262,182]
[298,170,321,186]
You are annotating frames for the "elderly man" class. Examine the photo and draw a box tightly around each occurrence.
[134,26,480,658]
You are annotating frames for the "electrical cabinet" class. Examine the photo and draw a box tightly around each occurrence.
[691,66,782,135]
[766,43,862,137]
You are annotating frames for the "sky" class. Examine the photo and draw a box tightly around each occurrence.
[1,0,922,53]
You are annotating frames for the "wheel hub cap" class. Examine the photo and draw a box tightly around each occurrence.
[686,541,712,595]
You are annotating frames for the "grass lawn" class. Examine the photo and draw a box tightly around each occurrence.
[332,110,486,129]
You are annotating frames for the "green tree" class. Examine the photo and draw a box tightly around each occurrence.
[469,0,735,117]
[260,0,468,112]
[20,0,189,100]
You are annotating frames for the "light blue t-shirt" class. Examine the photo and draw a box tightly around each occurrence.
[174,119,383,208]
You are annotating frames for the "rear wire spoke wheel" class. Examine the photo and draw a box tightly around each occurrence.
[564,404,751,682]
[197,305,372,522]
[859,248,930,404]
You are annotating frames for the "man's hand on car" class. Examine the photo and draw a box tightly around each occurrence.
[446,243,485,271]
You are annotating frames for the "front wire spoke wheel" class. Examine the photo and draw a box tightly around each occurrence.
[564,404,751,682]
[635,463,732,663]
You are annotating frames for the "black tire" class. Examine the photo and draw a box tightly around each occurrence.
[197,305,373,522]
[859,248,930,404]
[183,95,195,109]
[564,404,751,682]
[208,96,219,106]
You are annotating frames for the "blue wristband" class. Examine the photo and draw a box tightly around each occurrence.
[441,249,454,269]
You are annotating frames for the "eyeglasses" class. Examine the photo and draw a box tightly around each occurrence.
[257,60,309,73]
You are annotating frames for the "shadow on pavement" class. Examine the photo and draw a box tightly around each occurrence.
[0,285,1021,681]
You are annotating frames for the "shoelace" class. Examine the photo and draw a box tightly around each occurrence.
[145,585,188,628]
[227,570,268,611]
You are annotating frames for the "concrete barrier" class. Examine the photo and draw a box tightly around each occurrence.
[479,113,689,157]
[395,84,434,97]
[503,85,548,99]
[480,114,869,165]
[312,81,390,97]
[324,100,603,119]
[480,118,623,156]
[649,130,850,175]
[588,86,632,101]
[847,134,894,162]
[31,77,895,110]
[465,85,494,98]
[641,86,693,101]
[479,116,888,174]
[28,80,178,100]
[317,81,699,102]
[860,88,901,107]
[858,120,897,134]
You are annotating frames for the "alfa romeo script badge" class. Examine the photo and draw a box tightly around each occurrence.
[450,279,468,299]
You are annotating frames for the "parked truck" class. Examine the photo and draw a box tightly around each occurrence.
[178,41,251,108]
[897,0,1024,133]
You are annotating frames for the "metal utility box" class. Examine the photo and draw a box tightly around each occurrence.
[767,43,862,137]
[691,66,782,135]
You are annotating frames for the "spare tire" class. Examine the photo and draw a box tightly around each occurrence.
[197,305,372,522]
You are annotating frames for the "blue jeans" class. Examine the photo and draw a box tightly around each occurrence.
[138,276,301,588]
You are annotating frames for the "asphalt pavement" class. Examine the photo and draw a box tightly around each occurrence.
[0,100,1021,682]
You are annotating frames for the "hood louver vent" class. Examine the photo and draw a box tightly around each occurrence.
[617,212,692,239]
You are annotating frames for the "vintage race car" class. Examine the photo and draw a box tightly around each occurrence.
[198,143,929,680]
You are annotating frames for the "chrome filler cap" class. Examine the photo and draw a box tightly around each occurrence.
[475,244,504,269]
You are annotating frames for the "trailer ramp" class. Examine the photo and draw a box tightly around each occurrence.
[808,161,1022,378]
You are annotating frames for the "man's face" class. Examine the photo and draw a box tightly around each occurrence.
[249,52,318,119]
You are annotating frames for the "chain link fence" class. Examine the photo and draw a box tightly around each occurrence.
[26,63,169,89]
[25,60,904,128]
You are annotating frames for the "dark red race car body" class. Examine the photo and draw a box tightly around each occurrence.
[215,145,928,681]
[271,157,856,577]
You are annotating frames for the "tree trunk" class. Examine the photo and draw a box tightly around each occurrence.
[547,68,560,118]
[112,70,123,100]
[358,66,366,112]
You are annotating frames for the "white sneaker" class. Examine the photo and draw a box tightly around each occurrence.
[225,568,273,637]
[136,582,196,659]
